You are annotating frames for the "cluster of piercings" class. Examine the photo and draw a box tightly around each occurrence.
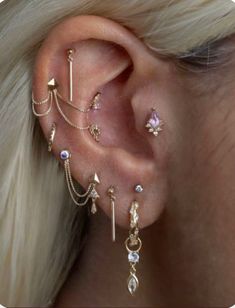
[32,47,165,296]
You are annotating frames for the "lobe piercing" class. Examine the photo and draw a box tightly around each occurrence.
[48,122,56,152]
[107,186,116,242]
[125,200,142,295]
[145,108,164,136]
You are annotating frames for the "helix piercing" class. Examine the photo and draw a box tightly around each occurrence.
[67,48,74,102]
[107,186,116,242]
[145,108,164,136]
[48,122,56,152]
[60,149,100,213]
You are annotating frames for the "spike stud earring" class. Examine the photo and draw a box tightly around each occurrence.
[60,149,100,213]
[107,186,116,242]
[145,108,164,136]
[125,200,142,295]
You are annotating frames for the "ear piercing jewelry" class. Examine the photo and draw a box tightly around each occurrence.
[145,108,164,136]
[60,149,100,214]
[107,186,116,242]
[67,48,74,102]
[48,122,56,152]
[32,47,102,142]
[125,200,142,295]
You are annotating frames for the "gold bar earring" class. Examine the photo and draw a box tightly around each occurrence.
[107,186,116,242]
[67,48,74,102]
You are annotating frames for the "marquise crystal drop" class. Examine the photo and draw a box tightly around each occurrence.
[127,273,139,295]
[91,202,97,214]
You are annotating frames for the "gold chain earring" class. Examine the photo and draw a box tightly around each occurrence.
[125,200,142,295]
[60,149,100,214]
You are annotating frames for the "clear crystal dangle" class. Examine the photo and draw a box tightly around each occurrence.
[125,201,142,295]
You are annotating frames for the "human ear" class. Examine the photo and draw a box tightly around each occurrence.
[32,15,170,228]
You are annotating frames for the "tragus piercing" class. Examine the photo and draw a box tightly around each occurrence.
[145,108,164,136]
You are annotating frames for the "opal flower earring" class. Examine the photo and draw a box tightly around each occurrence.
[145,108,164,136]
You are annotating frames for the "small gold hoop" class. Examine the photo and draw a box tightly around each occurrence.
[125,237,142,253]
[48,123,56,152]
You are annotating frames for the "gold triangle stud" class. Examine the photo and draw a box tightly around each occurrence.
[93,173,100,184]
[48,78,58,90]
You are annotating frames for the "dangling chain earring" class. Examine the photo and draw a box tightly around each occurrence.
[125,199,142,295]
[60,149,100,214]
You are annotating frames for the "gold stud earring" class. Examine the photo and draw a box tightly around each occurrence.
[145,108,164,136]
[107,186,116,242]
[60,149,100,213]
[125,200,142,295]
[47,122,56,152]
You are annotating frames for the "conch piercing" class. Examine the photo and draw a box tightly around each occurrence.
[107,186,116,242]
[60,149,100,214]
[145,108,164,136]
[125,200,142,295]
[48,122,56,152]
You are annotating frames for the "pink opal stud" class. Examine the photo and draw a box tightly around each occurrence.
[145,108,164,136]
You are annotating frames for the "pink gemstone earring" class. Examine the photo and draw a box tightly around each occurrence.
[145,108,164,136]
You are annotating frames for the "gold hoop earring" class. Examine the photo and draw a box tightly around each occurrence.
[48,123,56,152]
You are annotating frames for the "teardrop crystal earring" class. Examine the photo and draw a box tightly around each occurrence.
[60,149,100,214]
[145,108,164,136]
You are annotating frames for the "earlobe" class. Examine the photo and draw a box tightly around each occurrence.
[32,15,169,228]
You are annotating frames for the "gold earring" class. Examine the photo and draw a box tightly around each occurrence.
[60,149,100,213]
[48,122,56,152]
[125,200,142,295]
[67,48,75,102]
[107,186,116,242]
[145,108,164,136]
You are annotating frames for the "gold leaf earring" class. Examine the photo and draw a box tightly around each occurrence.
[60,149,100,213]
[48,122,56,152]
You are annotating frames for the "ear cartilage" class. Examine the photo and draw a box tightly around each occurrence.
[60,149,100,211]
[145,108,164,136]
[67,48,75,102]
[107,186,116,242]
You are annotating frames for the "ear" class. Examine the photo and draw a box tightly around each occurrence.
[32,15,170,228]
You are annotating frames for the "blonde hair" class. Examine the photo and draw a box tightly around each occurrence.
[0,0,235,306]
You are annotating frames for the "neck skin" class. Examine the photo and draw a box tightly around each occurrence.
[55,196,235,307]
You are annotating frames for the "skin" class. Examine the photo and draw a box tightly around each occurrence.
[33,16,235,307]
